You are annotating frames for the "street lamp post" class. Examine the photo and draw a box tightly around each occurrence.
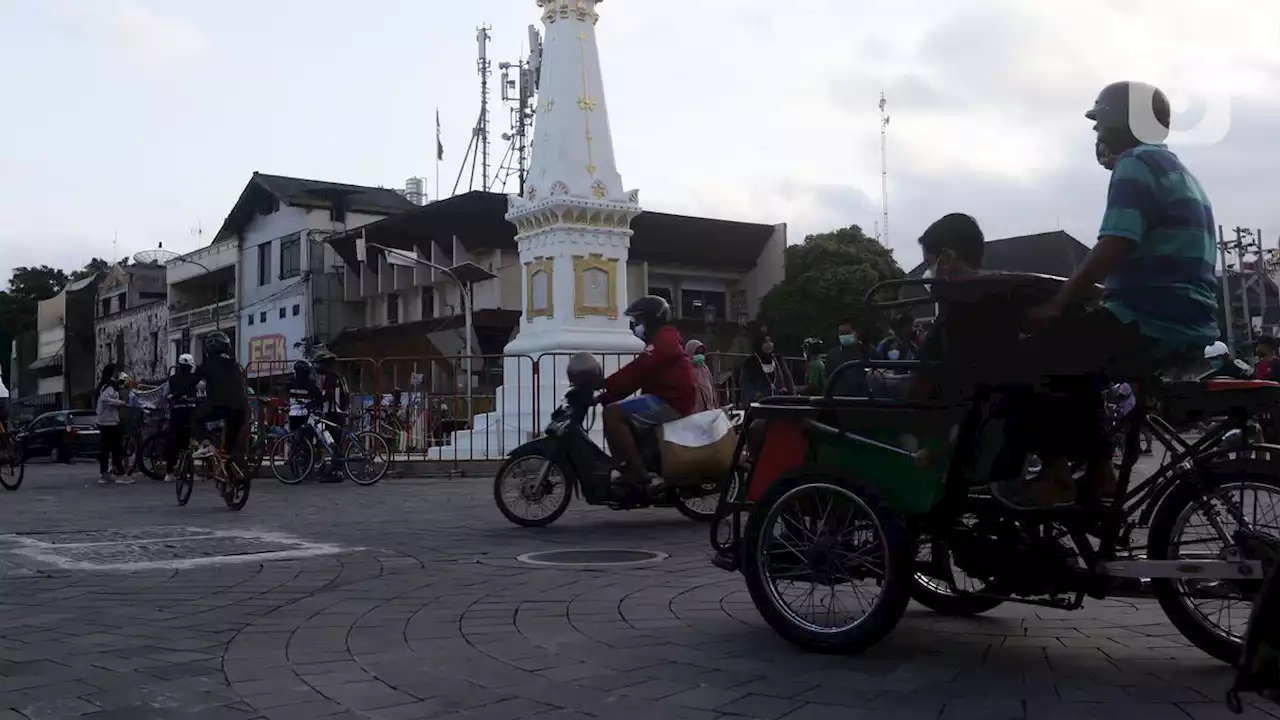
[355,238,495,415]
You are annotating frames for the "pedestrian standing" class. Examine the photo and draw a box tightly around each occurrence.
[685,339,716,412]
[96,365,134,485]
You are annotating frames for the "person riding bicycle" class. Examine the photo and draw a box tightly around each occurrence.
[312,349,350,483]
[163,353,200,483]
[598,295,696,493]
[191,331,250,464]
[988,81,1219,510]
[286,360,323,432]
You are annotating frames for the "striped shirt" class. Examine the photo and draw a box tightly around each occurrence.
[1099,144,1220,356]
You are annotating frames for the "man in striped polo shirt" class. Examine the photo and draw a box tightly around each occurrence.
[992,81,1220,510]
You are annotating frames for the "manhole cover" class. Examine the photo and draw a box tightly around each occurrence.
[515,549,668,567]
[0,527,351,571]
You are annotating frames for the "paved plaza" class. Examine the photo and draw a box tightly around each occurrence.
[0,457,1271,720]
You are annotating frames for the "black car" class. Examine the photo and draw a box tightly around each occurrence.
[17,410,100,463]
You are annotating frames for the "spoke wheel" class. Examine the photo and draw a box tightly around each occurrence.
[742,467,912,654]
[342,431,391,486]
[271,435,313,485]
[493,454,571,527]
[0,440,24,491]
[138,435,167,481]
[1149,465,1280,665]
[222,460,251,511]
[175,454,194,506]
[911,521,1005,617]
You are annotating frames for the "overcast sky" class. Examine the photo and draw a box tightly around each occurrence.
[2,0,1278,281]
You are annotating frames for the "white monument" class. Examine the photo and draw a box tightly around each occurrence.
[429,0,642,459]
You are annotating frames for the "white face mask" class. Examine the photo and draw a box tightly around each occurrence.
[632,324,645,340]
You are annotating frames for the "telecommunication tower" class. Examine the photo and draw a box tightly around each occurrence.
[879,92,890,247]
[452,25,494,195]
[493,25,542,194]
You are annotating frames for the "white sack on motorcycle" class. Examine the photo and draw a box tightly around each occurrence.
[658,410,736,484]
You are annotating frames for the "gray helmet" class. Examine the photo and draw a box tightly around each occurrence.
[1086,81,1171,168]
[203,331,231,357]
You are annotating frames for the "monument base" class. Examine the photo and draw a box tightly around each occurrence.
[426,327,642,460]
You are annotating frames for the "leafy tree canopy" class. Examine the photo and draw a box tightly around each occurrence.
[758,225,905,355]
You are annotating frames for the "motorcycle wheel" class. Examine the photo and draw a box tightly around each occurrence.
[493,452,571,528]
[673,473,737,523]
[911,533,1005,617]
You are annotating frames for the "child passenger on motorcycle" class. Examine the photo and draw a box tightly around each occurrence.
[597,295,696,492]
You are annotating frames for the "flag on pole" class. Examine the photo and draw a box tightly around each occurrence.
[436,109,444,161]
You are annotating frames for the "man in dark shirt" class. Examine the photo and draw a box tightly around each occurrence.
[825,319,879,396]
[313,350,351,483]
[911,214,988,400]
[191,331,250,464]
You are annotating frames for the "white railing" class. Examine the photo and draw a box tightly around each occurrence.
[168,299,236,330]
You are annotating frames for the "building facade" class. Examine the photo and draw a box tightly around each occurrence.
[205,173,416,376]
[27,274,100,410]
[94,263,169,383]
[166,240,238,366]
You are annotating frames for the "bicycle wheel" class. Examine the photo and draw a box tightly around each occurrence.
[137,434,168,481]
[175,453,194,506]
[342,431,391,486]
[222,458,251,511]
[270,434,313,484]
[0,438,24,491]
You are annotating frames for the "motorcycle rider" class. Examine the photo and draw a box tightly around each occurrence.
[190,331,251,465]
[163,353,200,483]
[597,295,696,493]
[990,81,1219,510]
[312,349,350,483]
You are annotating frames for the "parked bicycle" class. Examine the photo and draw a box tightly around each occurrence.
[270,413,390,486]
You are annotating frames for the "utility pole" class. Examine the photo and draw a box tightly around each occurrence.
[879,92,890,247]
[1218,225,1236,347]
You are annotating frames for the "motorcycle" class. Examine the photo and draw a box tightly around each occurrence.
[492,352,742,527]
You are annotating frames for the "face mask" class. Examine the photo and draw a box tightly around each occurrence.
[692,354,705,365]
[839,334,855,347]
[632,324,645,340]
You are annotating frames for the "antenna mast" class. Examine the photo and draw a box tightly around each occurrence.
[476,25,492,191]
[879,92,890,247]
[494,24,542,194]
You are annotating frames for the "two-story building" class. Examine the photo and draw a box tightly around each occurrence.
[166,241,238,366]
[325,190,786,398]
[28,274,99,410]
[205,172,418,376]
[94,262,169,383]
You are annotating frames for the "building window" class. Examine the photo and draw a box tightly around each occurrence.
[279,235,301,279]
[279,307,286,319]
[100,299,110,317]
[259,311,266,323]
[649,287,673,305]
[292,304,300,316]
[681,289,727,322]
[118,294,127,312]
[330,204,347,224]
[248,314,254,326]
[387,293,400,325]
[422,289,435,319]
[151,332,159,365]
[257,243,272,286]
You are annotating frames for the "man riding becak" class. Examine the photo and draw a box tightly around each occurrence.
[597,295,697,492]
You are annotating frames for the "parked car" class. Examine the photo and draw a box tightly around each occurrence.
[16,410,100,463]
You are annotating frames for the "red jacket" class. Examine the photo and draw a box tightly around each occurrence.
[602,325,696,416]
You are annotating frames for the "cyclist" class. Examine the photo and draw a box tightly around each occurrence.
[991,81,1219,510]
[597,295,695,493]
[163,354,200,483]
[286,360,323,432]
[191,331,250,464]
[312,350,351,483]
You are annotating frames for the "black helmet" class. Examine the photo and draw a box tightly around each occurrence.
[293,359,312,375]
[1087,81,1171,168]
[624,295,671,339]
[203,331,231,357]
[312,349,337,365]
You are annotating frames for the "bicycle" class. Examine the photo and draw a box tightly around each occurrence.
[0,422,25,491]
[173,421,252,511]
[270,413,390,486]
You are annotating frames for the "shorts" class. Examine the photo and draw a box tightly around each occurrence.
[617,394,682,430]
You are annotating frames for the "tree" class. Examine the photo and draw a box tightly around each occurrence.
[70,258,111,282]
[0,265,70,380]
[758,225,905,354]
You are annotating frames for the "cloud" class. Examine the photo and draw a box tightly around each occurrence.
[65,0,209,69]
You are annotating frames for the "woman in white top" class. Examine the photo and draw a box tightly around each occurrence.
[95,364,134,485]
